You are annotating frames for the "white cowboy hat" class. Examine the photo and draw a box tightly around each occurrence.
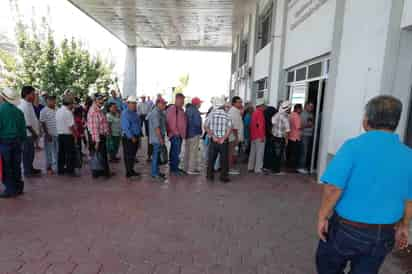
[126,96,137,103]
[0,88,21,105]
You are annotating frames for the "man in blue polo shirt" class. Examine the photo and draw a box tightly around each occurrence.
[316,95,412,274]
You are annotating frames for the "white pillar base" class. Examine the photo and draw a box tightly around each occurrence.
[122,46,137,98]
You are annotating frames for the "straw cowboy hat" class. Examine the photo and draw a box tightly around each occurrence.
[0,88,21,105]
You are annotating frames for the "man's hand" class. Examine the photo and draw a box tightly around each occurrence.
[46,134,52,143]
[132,137,138,144]
[160,138,165,145]
[95,141,100,151]
[318,218,329,242]
[395,222,409,250]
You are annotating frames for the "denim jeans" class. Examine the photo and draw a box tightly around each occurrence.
[44,136,58,171]
[169,136,182,173]
[151,143,161,176]
[22,136,35,175]
[316,214,395,274]
[0,139,23,195]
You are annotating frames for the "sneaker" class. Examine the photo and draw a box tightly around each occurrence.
[220,177,231,184]
[178,169,188,175]
[229,169,240,175]
[187,170,201,175]
[273,172,286,176]
[152,175,166,183]
[297,168,309,175]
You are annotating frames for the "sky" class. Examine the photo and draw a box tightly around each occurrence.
[0,0,232,109]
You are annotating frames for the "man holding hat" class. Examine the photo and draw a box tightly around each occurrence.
[87,93,111,178]
[0,88,26,198]
[121,96,142,178]
[184,97,203,175]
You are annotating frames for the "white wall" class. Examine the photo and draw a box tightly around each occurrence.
[283,0,336,69]
[254,43,271,80]
[402,0,412,29]
[327,0,397,153]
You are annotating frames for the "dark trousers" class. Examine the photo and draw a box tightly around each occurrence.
[169,136,182,172]
[22,136,35,175]
[0,139,23,195]
[122,137,139,176]
[263,136,285,173]
[207,140,229,180]
[140,115,153,158]
[316,214,395,274]
[90,135,110,177]
[286,140,301,170]
[58,134,76,174]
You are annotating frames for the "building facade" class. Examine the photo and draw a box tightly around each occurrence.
[231,0,412,178]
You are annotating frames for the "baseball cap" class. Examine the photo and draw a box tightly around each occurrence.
[191,97,203,105]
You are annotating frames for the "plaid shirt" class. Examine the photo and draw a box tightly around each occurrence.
[87,103,109,142]
[271,112,290,138]
[205,109,233,138]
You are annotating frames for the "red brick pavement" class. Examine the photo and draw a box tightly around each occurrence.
[0,151,405,274]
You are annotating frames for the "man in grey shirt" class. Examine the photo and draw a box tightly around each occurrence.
[298,102,314,174]
[147,98,167,181]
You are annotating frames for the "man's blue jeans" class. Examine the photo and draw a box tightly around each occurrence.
[316,214,395,274]
[169,136,182,173]
[151,143,160,176]
[44,136,58,171]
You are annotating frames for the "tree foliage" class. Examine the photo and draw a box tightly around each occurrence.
[1,1,117,98]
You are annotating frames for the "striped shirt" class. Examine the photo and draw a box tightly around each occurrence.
[39,107,57,136]
[205,109,233,138]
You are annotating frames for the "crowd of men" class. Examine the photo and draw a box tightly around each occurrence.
[1,85,412,274]
[0,85,318,197]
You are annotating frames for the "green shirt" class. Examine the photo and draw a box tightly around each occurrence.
[106,112,121,137]
[0,102,27,141]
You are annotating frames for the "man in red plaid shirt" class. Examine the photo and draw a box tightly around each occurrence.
[87,93,112,178]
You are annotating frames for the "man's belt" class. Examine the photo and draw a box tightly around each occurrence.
[337,215,396,230]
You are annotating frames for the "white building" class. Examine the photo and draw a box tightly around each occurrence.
[231,0,412,178]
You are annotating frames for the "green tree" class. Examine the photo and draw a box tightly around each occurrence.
[4,1,117,99]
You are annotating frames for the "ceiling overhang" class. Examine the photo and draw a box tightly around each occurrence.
[67,0,233,51]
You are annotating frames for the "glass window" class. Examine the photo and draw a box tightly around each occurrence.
[258,6,273,51]
[296,67,307,81]
[287,71,295,83]
[308,62,322,79]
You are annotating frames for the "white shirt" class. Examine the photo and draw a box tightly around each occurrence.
[39,107,58,137]
[56,106,74,135]
[137,101,151,115]
[18,99,40,136]
[228,106,244,142]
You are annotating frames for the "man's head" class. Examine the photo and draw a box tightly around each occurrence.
[94,93,105,108]
[305,102,314,113]
[46,95,57,109]
[279,100,292,114]
[126,96,137,112]
[140,95,146,102]
[192,97,203,109]
[111,90,117,98]
[156,98,167,111]
[294,104,303,114]
[21,86,36,102]
[363,95,402,132]
[175,93,185,108]
[231,96,243,110]
[62,95,74,110]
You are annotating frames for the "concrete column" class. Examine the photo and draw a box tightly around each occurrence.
[122,46,137,98]
[319,0,410,178]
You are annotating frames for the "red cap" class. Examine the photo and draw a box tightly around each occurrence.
[192,97,203,105]
[156,97,167,105]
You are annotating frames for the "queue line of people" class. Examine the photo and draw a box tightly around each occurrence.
[0,85,318,198]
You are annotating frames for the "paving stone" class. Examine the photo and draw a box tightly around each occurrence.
[0,149,404,274]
